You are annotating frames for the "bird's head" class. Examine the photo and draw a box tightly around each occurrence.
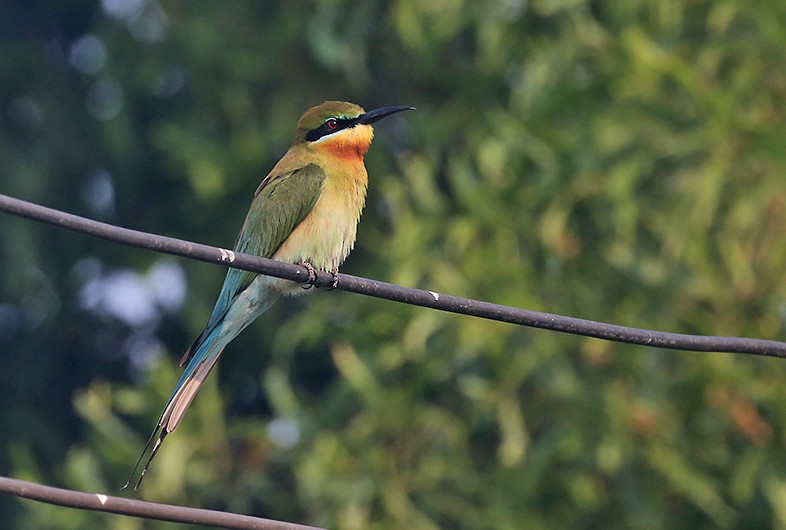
[293,101,414,158]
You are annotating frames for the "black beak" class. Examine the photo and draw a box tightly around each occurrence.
[357,105,415,125]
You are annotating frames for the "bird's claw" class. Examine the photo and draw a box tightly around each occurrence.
[298,260,317,290]
[327,268,339,290]
[296,262,338,290]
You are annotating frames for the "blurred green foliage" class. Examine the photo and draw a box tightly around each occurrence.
[2,0,786,528]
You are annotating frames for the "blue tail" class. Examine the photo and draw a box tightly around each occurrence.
[124,274,283,490]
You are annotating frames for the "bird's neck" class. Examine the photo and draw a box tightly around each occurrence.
[312,124,375,161]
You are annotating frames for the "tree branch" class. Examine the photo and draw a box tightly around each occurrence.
[1,192,785,358]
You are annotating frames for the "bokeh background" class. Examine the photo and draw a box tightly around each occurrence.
[2,1,786,528]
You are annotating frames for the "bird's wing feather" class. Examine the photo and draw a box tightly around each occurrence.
[127,162,327,491]
[180,162,326,365]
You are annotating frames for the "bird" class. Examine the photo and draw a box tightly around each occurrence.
[125,101,414,490]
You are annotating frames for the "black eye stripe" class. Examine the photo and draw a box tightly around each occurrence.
[305,116,358,142]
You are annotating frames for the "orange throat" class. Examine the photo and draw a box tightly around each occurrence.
[315,124,374,160]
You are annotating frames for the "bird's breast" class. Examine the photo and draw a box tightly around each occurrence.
[272,162,368,274]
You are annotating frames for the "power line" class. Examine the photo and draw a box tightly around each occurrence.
[2,192,785,358]
[0,475,325,529]
[2,192,786,526]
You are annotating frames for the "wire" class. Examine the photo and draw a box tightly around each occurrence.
[0,475,324,529]
[1,192,785,358]
[1,192,785,526]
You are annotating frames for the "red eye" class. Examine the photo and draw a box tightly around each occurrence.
[326,118,338,130]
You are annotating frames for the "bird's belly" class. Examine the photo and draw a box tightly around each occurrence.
[274,207,357,269]
[271,177,365,288]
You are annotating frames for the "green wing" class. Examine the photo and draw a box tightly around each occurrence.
[229,162,326,294]
[182,163,325,364]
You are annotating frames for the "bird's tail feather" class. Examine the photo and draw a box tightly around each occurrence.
[160,348,223,432]
[124,279,283,490]
[123,326,230,490]
[122,424,166,491]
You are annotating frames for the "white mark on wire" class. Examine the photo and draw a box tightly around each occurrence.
[429,291,440,301]
[95,494,108,505]
[219,248,236,263]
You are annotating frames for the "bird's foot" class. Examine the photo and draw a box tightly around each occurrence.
[298,260,317,290]
[326,268,339,290]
